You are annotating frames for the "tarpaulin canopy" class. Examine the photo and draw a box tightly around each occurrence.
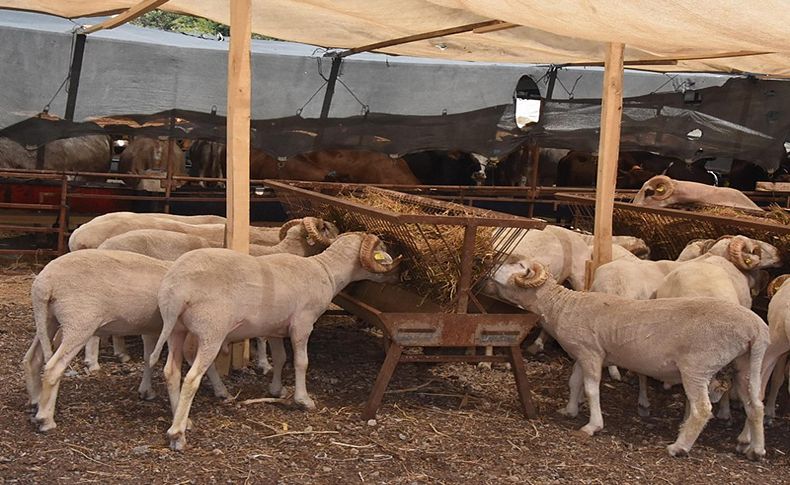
[1,1,788,77]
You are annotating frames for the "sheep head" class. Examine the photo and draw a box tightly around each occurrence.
[727,236,762,270]
[633,175,675,206]
[767,274,790,299]
[278,218,304,241]
[359,234,401,274]
[302,217,339,247]
[618,237,650,259]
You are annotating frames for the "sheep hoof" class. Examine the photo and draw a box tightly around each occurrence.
[37,419,57,433]
[138,388,157,401]
[735,441,750,454]
[268,384,284,398]
[578,424,601,436]
[666,444,689,457]
[745,447,766,461]
[558,406,578,418]
[213,387,230,400]
[167,432,186,452]
[526,343,543,355]
[716,410,732,421]
[637,405,650,417]
[295,396,316,411]
[116,353,131,364]
[85,363,101,374]
[607,367,622,381]
[256,362,273,375]
[476,362,492,371]
[185,419,194,431]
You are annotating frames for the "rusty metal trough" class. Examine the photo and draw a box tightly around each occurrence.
[266,180,546,419]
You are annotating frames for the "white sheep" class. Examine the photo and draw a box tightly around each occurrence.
[483,259,768,459]
[633,175,761,210]
[760,275,790,424]
[22,250,231,432]
[676,235,781,266]
[23,218,339,432]
[148,232,401,451]
[69,213,281,251]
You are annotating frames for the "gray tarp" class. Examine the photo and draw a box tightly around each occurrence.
[0,10,787,166]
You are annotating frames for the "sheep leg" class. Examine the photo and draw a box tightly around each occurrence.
[23,338,45,409]
[166,337,224,451]
[559,360,583,417]
[255,337,273,375]
[734,355,766,460]
[765,352,788,424]
[527,330,549,355]
[477,346,493,370]
[290,319,317,410]
[268,337,287,398]
[163,330,186,418]
[204,364,230,400]
[715,390,732,421]
[83,336,101,373]
[637,374,651,417]
[138,334,158,401]
[667,374,712,457]
[607,366,622,382]
[35,329,92,432]
[578,358,604,436]
[112,336,130,363]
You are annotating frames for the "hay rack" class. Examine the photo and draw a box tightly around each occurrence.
[558,192,790,263]
[267,180,546,419]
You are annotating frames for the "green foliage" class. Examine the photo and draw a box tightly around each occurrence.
[132,10,275,40]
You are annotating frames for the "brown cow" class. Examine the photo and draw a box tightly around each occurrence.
[0,135,111,172]
[187,140,421,185]
[118,137,186,191]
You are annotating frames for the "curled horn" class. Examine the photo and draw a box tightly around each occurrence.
[727,236,759,270]
[645,175,674,201]
[767,274,790,299]
[359,234,401,273]
[302,217,335,246]
[514,262,549,288]
[278,218,303,241]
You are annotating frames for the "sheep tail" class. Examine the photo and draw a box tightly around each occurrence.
[149,283,185,368]
[31,278,56,362]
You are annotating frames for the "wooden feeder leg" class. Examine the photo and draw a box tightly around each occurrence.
[588,42,625,289]
[217,0,252,374]
[508,345,537,418]
[362,343,403,420]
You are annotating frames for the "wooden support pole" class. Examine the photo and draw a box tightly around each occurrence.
[219,0,252,373]
[588,43,625,289]
[225,0,251,254]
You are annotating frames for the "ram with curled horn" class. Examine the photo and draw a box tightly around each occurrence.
[632,175,761,210]
[483,258,769,460]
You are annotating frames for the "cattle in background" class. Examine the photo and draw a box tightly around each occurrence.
[554,151,680,189]
[188,140,226,186]
[727,159,770,191]
[664,158,718,186]
[0,135,111,172]
[118,137,186,191]
[403,150,488,186]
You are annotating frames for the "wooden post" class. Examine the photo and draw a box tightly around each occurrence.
[163,138,176,214]
[587,43,625,289]
[526,144,539,218]
[217,0,252,373]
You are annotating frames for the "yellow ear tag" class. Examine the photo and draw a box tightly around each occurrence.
[744,257,752,265]
[655,185,666,193]
[373,251,393,265]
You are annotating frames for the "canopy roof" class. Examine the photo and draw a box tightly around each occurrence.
[1,1,788,77]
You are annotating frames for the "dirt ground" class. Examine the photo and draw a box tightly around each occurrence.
[1,267,789,484]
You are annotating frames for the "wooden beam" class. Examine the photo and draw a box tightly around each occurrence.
[472,22,518,34]
[588,42,625,288]
[565,50,772,68]
[338,20,509,58]
[225,0,251,255]
[80,0,170,34]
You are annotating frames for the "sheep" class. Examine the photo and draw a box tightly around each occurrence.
[760,274,790,424]
[148,232,401,451]
[23,218,338,432]
[77,211,225,226]
[676,235,781,266]
[633,175,761,210]
[483,259,768,459]
[22,250,231,432]
[69,214,281,251]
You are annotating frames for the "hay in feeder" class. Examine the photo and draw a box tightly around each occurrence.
[691,203,790,226]
[335,187,497,308]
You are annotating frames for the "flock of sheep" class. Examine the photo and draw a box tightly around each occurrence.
[17,174,790,461]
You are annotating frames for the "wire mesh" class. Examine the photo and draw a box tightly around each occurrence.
[268,181,543,309]
[560,192,790,262]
